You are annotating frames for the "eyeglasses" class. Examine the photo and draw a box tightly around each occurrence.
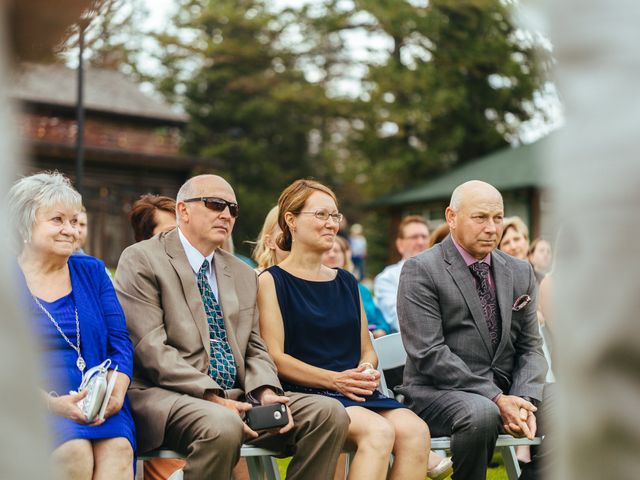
[183,197,240,218]
[300,210,343,223]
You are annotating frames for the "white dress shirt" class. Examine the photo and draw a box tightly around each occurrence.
[178,227,220,301]
[373,260,405,333]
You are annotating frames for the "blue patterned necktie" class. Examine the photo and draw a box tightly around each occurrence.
[197,259,237,389]
[469,262,501,350]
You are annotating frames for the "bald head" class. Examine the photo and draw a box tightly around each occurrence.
[176,175,234,203]
[446,180,504,260]
[449,180,502,212]
[176,174,237,256]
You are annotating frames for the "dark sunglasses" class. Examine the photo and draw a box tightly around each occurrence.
[183,197,240,217]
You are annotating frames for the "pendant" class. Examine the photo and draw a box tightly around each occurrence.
[77,356,86,373]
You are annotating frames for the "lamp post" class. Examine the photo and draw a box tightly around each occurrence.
[75,20,86,197]
[75,8,97,197]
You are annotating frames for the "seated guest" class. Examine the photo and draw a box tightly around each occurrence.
[528,238,553,283]
[9,172,135,479]
[115,174,349,480]
[129,194,177,242]
[428,222,450,247]
[322,236,392,338]
[374,215,430,333]
[129,194,184,480]
[397,180,548,480]
[74,205,88,254]
[252,206,289,273]
[498,216,530,260]
[258,179,450,480]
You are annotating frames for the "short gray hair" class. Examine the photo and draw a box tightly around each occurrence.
[8,171,82,250]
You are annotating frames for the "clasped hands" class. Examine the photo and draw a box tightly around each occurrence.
[332,363,380,402]
[496,394,537,439]
[204,387,294,439]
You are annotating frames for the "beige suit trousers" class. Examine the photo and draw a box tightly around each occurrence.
[164,392,349,480]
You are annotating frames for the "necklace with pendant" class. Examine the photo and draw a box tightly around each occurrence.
[32,295,86,374]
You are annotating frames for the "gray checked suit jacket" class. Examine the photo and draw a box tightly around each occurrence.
[397,235,547,413]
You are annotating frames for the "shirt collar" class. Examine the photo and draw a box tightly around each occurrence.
[451,235,492,267]
[178,227,215,275]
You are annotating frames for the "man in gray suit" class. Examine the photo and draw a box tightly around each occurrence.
[397,180,547,480]
[115,174,349,480]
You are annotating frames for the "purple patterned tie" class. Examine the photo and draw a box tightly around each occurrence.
[469,262,501,350]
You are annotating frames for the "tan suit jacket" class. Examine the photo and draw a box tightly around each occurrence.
[114,229,281,452]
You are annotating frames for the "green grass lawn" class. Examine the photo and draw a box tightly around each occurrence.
[276,452,508,479]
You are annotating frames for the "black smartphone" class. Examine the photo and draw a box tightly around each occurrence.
[245,403,289,431]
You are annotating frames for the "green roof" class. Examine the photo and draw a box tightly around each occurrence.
[372,136,552,207]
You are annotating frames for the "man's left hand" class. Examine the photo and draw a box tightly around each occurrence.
[256,388,294,434]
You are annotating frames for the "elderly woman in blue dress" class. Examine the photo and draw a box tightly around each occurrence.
[9,172,135,479]
[258,179,451,480]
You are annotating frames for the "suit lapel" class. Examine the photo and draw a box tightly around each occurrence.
[213,252,244,377]
[443,237,494,357]
[491,252,513,358]
[164,230,210,354]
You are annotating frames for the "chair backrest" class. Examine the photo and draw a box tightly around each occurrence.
[372,333,407,397]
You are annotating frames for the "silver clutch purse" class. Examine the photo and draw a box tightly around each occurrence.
[75,359,111,422]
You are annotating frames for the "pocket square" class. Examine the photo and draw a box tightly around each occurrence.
[512,294,531,311]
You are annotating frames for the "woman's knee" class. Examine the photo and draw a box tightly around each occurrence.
[393,412,430,448]
[52,440,94,478]
[354,415,396,453]
[95,437,134,466]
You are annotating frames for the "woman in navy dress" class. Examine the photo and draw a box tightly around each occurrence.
[10,172,135,479]
[258,179,437,480]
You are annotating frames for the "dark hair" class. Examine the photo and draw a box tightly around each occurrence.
[130,194,176,242]
[276,179,338,251]
[397,215,429,239]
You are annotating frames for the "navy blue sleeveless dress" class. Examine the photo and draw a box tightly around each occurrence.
[266,265,405,410]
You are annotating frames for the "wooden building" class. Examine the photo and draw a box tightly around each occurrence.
[372,136,555,261]
[11,63,210,267]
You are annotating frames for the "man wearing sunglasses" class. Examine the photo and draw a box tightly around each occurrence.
[115,175,349,479]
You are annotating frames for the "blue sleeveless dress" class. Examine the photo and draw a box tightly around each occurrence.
[266,265,405,410]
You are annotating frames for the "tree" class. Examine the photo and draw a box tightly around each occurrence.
[349,0,551,196]
[58,0,149,81]
[155,0,335,253]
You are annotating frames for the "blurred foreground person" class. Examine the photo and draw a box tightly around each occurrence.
[548,0,640,478]
[10,172,135,479]
[0,6,51,476]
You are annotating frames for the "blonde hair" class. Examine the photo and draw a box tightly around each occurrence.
[276,179,338,251]
[252,206,280,270]
[333,236,354,272]
[502,216,530,241]
[8,171,82,251]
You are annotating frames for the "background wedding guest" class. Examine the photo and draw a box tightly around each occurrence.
[322,236,392,338]
[498,216,529,260]
[129,194,177,243]
[348,223,367,281]
[251,206,289,273]
[374,215,430,333]
[10,172,135,480]
[75,206,88,254]
[528,238,553,283]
